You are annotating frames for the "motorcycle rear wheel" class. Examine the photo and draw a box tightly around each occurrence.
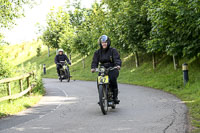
[111,104,116,109]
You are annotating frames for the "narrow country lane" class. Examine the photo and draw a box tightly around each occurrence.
[0,79,188,133]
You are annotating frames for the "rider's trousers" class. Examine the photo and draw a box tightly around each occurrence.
[108,69,119,98]
[56,64,62,76]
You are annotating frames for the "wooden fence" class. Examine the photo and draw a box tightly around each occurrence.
[0,72,35,102]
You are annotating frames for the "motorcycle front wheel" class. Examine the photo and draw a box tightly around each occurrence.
[98,85,108,115]
[64,69,70,82]
[59,70,63,82]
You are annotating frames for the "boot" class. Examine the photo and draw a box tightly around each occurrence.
[113,89,120,104]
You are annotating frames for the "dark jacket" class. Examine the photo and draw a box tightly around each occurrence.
[91,47,122,69]
[55,54,71,64]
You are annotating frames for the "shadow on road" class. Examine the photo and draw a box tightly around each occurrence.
[0,88,78,132]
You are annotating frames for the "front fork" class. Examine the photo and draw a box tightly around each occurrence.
[97,84,107,100]
[98,84,114,107]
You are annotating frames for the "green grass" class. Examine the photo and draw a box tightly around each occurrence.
[0,41,45,118]
[0,94,43,118]
[0,80,45,118]
[3,43,200,132]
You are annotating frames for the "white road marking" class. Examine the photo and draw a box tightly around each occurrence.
[0,87,69,132]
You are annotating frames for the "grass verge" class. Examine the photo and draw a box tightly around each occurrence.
[0,84,45,118]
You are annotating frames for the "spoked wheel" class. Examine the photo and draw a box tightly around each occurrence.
[60,76,62,82]
[98,85,108,115]
[65,70,70,82]
[67,69,70,82]
[59,71,62,82]
[64,68,70,82]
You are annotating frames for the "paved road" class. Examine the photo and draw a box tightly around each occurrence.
[0,79,189,133]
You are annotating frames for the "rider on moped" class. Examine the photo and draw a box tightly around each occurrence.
[55,49,71,77]
[91,35,122,104]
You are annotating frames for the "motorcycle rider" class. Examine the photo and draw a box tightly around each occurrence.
[91,35,122,104]
[55,49,71,77]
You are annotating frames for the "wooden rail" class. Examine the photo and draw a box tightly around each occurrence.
[0,72,35,102]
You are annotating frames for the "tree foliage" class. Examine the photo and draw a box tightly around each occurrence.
[41,0,200,65]
[0,0,34,41]
[147,0,200,58]
[41,7,70,49]
[0,0,33,78]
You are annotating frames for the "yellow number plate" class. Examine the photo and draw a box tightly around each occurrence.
[98,75,109,84]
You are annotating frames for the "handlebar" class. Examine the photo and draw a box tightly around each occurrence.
[57,61,71,65]
[57,63,64,65]
[95,66,118,73]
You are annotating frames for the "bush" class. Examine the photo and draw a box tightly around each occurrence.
[18,62,44,95]
[0,47,12,79]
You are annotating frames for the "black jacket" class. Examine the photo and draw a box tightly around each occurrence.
[55,54,71,64]
[91,47,122,69]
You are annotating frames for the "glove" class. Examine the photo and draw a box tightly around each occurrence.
[116,66,121,70]
[68,62,71,65]
[91,69,96,73]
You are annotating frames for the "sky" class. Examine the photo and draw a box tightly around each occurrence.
[3,0,96,44]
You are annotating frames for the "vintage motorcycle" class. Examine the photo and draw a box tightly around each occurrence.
[57,61,70,82]
[95,66,118,115]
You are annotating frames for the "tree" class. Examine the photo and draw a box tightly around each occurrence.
[147,0,200,69]
[41,7,70,50]
[59,16,74,60]
[103,0,151,67]
[0,0,34,41]
[0,0,33,78]
[69,3,92,68]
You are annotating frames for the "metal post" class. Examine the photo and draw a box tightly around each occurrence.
[182,63,189,86]
[43,64,46,75]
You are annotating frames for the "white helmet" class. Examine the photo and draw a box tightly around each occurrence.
[58,49,64,52]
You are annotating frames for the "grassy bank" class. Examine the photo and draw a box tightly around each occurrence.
[0,93,43,118]
[3,43,200,132]
[0,41,45,118]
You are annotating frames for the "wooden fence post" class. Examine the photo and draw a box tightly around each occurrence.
[27,77,31,95]
[7,82,11,103]
[19,79,23,92]
[32,72,35,80]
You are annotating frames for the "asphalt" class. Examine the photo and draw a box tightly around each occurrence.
[0,78,189,133]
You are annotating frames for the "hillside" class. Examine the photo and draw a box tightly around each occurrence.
[0,41,45,117]
[4,43,200,133]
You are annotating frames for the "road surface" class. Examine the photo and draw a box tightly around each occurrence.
[0,79,189,133]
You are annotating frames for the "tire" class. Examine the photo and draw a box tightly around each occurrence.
[67,70,70,82]
[59,71,62,82]
[64,69,70,82]
[98,85,108,115]
[111,104,116,109]
[60,77,62,82]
